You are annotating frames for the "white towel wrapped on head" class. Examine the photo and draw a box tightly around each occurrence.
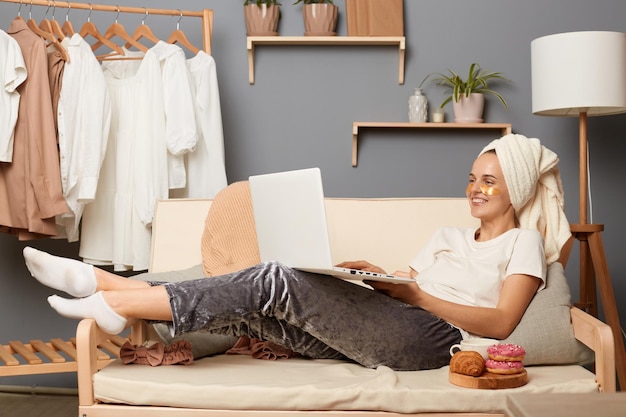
[479,134,571,265]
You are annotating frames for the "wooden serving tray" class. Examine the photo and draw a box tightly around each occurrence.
[449,369,528,389]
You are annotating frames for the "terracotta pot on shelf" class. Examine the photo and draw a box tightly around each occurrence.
[244,4,280,36]
[303,4,338,36]
[452,93,485,123]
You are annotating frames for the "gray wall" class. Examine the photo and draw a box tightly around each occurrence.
[1,0,625,388]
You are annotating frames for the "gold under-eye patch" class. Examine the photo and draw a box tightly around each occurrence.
[480,184,501,195]
[466,183,502,196]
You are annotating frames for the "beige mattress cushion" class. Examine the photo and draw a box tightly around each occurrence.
[94,356,598,413]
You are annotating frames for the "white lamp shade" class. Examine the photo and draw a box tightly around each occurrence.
[531,31,626,116]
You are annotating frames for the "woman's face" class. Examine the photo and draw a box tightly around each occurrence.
[466,152,514,222]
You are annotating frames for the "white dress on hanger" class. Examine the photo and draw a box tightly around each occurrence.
[0,29,27,163]
[170,51,227,199]
[79,49,168,271]
[56,33,111,242]
[104,43,198,190]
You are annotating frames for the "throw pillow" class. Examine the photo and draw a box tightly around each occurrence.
[502,262,594,365]
[200,180,260,277]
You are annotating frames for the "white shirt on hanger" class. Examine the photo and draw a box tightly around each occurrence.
[170,51,227,199]
[56,33,112,242]
[0,29,27,163]
[151,41,198,190]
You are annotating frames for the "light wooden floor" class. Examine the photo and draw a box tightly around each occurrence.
[0,392,77,417]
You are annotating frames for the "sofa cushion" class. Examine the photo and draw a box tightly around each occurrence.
[502,262,594,365]
[94,355,598,413]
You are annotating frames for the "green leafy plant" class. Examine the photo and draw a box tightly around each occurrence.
[293,0,334,4]
[429,63,510,109]
[244,0,281,5]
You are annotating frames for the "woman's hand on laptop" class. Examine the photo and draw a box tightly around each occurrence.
[335,260,386,274]
[367,279,420,305]
[336,262,421,303]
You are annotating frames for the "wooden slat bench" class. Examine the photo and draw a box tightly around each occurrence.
[0,335,127,377]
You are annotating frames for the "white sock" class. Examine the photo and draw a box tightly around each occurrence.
[24,247,97,298]
[47,292,127,335]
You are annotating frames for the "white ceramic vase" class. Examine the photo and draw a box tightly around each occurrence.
[408,88,428,122]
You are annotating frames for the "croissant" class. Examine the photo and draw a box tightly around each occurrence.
[449,351,485,376]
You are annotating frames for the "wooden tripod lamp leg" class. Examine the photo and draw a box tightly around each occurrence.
[578,234,598,316]
[586,230,626,389]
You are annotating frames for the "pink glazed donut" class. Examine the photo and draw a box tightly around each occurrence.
[485,359,524,375]
[486,343,526,362]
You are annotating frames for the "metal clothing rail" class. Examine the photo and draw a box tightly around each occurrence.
[0,0,213,54]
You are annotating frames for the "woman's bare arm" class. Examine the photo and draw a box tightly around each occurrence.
[368,273,541,340]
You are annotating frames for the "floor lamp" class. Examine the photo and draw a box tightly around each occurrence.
[531,31,626,389]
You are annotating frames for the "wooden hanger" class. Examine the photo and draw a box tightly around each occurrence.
[92,6,148,54]
[79,4,124,57]
[49,1,66,39]
[62,19,74,36]
[36,1,55,35]
[26,2,69,62]
[126,8,159,49]
[61,3,74,36]
[167,10,200,55]
[81,21,125,57]
[36,1,64,40]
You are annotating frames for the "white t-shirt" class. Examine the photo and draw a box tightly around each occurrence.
[409,227,546,310]
[0,29,27,163]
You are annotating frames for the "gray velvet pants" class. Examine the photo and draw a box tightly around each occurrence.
[154,262,461,371]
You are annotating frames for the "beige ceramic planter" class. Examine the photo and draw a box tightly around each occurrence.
[303,4,338,36]
[452,93,485,123]
[244,4,280,36]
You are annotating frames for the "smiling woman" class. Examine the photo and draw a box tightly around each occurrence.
[24,134,570,372]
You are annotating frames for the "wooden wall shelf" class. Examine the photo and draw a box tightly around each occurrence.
[247,36,406,84]
[351,122,513,166]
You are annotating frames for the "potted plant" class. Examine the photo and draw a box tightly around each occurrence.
[429,63,510,123]
[293,0,338,36]
[244,0,281,36]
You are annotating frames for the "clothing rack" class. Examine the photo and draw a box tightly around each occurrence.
[0,0,214,378]
[1,0,213,54]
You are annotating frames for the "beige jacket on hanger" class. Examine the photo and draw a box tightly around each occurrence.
[0,17,68,239]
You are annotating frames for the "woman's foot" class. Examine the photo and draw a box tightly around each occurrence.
[23,247,97,298]
[48,292,127,334]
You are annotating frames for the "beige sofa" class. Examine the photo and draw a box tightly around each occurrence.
[76,197,615,417]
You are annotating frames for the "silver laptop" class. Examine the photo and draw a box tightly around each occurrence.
[248,168,414,284]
